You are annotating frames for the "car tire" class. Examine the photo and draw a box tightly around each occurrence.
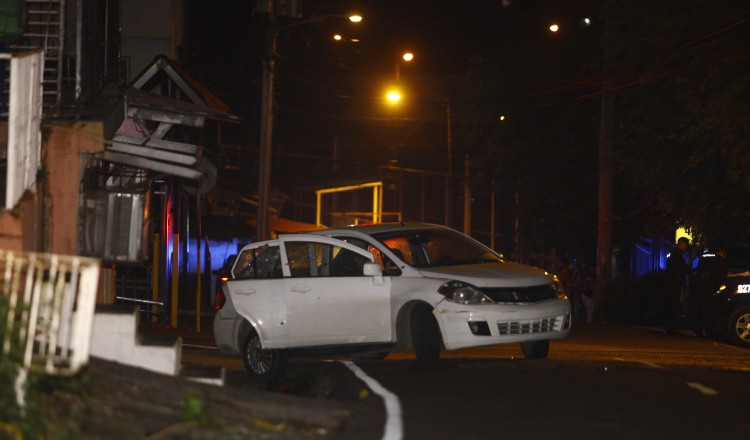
[726,306,750,347]
[411,304,441,360]
[242,329,288,385]
[520,339,550,359]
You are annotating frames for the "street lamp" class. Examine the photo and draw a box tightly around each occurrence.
[395,51,414,81]
[386,89,401,103]
[257,11,362,241]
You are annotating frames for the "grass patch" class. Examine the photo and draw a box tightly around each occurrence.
[0,295,91,439]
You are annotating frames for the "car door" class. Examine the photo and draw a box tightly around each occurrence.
[279,235,392,347]
[227,241,288,348]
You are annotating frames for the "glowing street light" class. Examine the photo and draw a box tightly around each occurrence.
[349,15,363,23]
[386,90,401,103]
[396,51,414,81]
[333,34,342,41]
[549,23,559,32]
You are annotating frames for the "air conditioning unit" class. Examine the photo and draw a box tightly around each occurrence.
[79,190,149,263]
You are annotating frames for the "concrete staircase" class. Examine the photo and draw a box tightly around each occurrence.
[89,305,224,386]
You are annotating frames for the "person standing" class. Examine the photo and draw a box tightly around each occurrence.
[690,248,728,337]
[664,237,690,336]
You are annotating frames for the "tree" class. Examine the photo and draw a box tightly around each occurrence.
[460,26,601,260]
[604,0,750,245]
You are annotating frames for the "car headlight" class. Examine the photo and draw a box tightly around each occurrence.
[438,280,494,305]
[546,273,567,300]
[553,280,567,300]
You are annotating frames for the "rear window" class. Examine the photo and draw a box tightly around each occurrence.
[233,244,282,279]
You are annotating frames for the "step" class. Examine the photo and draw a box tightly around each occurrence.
[90,304,182,377]
[28,21,61,27]
[180,365,226,387]
[22,32,62,38]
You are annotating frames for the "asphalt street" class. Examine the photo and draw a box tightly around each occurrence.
[181,324,750,440]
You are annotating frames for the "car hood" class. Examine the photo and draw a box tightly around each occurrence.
[417,262,553,288]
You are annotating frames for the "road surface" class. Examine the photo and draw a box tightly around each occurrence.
[182,324,750,439]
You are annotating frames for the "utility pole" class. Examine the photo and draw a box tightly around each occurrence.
[257,4,278,241]
[597,3,615,294]
[444,98,452,227]
[463,154,471,236]
[255,3,356,240]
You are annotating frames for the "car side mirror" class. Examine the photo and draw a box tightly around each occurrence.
[363,262,382,277]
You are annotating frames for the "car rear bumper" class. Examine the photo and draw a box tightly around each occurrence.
[434,299,572,350]
[213,311,241,356]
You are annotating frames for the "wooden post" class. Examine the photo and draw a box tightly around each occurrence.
[196,196,202,333]
[463,154,471,236]
[152,233,160,322]
[171,233,179,329]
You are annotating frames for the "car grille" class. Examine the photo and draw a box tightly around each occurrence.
[497,317,559,335]
[480,284,556,303]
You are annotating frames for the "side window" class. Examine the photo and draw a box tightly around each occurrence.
[367,245,402,276]
[285,241,370,277]
[331,246,370,277]
[234,244,282,280]
[331,236,401,275]
[285,242,317,277]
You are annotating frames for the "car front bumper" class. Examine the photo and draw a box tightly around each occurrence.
[433,298,572,350]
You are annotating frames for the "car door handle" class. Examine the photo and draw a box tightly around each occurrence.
[291,286,311,293]
[236,289,256,295]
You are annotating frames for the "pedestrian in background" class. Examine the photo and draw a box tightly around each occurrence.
[690,248,727,337]
[664,237,690,336]
[581,265,596,323]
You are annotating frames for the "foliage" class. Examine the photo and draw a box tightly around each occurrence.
[183,387,212,425]
[604,0,750,245]
[1,295,94,439]
[0,296,48,439]
[460,27,601,258]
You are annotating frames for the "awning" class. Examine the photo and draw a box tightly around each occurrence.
[247,216,327,234]
[100,55,239,186]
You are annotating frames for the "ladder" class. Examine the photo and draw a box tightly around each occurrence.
[9,0,65,107]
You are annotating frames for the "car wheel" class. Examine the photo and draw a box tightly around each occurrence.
[726,306,750,347]
[520,339,550,359]
[242,329,288,385]
[411,304,441,360]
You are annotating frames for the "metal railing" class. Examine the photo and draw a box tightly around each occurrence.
[0,249,100,406]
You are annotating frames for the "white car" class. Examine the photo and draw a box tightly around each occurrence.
[213,223,571,382]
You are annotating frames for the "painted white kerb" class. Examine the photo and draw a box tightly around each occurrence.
[341,361,403,440]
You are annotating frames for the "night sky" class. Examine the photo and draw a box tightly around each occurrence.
[181,0,600,207]
[182,0,598,97]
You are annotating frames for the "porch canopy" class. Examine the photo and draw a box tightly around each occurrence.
[101,55,240,185]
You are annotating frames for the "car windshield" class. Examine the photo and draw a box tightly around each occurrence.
[371,228,501,268]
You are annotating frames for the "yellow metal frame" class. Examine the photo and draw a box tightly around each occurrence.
[315,181,383,227]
